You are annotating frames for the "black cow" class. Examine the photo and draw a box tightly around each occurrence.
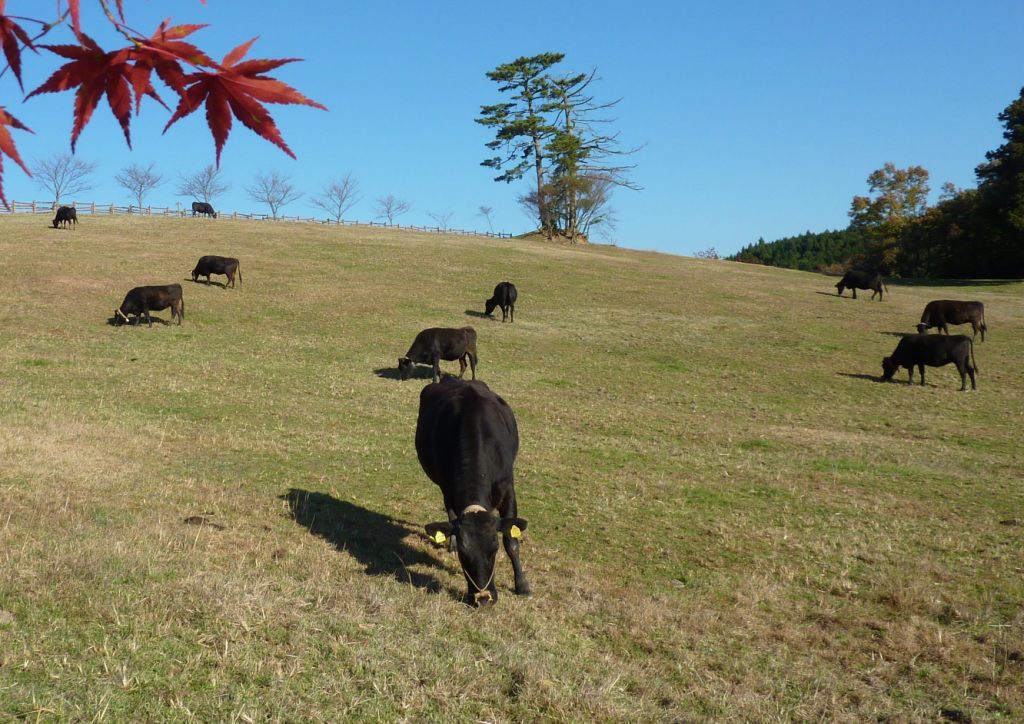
[881,334,977,391]
[417,378,530,607]
[484,281,518,323]
[917,300,987,341]
[835,270,887,300]
[113,284,185,326]
[191,255,242,288]
[191,201,217,218]
[52,206,77,229]
[398,327,477,383]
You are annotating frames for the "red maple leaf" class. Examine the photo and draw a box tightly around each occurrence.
[129,20,214,112]
[0,1,36,91]
[27,33,161,150]
[163,37,326,165]
[0,106,32,209]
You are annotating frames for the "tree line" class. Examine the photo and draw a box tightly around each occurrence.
[730,86,1024,279]
[25,153,449,226]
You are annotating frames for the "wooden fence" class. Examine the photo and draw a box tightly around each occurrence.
[1,200,513,239]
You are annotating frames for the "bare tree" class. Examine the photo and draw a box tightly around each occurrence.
[477,205,494,232]
[245,171,302,219]
[177,164,229,204]
[427,210,455,231]
[695,247,720,260]
[31,153,98,205]
[311,173,360,222]
[115,162,164,210]
[375,194,411,225]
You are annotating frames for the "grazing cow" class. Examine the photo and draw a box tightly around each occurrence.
[881,334,977,391]
[835,270,887,300]
[398,327,477,383]
[191,255,242,288]
[484,281,518,323]
[113,284,185,326]
[417,378,530,607]
[52,206,77,229]
[191,201,217,218]
[917,300,987,341]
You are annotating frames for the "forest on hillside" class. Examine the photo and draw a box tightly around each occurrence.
[729,86,1024,279]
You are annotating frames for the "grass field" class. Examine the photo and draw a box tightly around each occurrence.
[1,214,1022,721]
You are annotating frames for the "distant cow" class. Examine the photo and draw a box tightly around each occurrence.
[52,206,77,229]
[417,378,531,606]
[917,300,987,341]
[398,327,477,383]
[835,270,887,300]
[191,201,217,218]
[484,281,518,323]
[881,334,977,391]
[191,255,242,288]
[113,284,184,326]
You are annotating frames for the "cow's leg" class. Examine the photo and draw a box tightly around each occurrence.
[852,288,857,299]
[431,355,441,383]
[510,304,514,323]
[206,274,211,286]
[498,491,531,596]
[468,352,477,380]
[967,362,977,390]
[918,365,926,386]
[458,355,467,378]
[144,309,153,327]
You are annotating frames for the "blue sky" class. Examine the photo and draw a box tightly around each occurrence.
[4,1,1024,257]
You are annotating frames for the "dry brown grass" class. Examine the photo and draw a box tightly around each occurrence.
[0,214,1022,721]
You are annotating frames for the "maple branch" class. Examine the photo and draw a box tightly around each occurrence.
[97,0,139,46]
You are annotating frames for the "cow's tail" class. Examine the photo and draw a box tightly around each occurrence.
[981,308,987,339]
[970,337,978,374]
[237,262,242,286]
[178,297,185,323]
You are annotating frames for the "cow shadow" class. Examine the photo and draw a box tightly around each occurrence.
[187,278,231,288]
[464,310,492,319]
[373,366,442,381]
[814,291,843,297]
[105,316,172,327]
[280,489,451,594]
[878,331,911,337]
[836,372,884,383]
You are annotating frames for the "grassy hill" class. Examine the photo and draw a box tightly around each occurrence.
[1,214,1022,721]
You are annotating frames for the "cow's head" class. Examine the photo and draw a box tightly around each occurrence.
[484,297,497,317]
[52,218,60,228]
[916,323,929,334]
[881,356,898,381]
[398,356,415,380]
[113,308,131,326]
[426,509,528,607]
[212,211,218,219]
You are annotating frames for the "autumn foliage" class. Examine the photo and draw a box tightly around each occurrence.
[0,0,325,208]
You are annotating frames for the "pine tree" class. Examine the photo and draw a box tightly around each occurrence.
[974,86,1024,275]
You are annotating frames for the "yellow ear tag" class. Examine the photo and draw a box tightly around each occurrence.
[510,525,522,539]
[432,530,446,545]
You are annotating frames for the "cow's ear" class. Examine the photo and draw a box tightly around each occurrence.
[425,521,453,545]
[499,518,528,539]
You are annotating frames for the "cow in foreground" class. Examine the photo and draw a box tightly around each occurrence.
[917,300,987,341]
[485,281,517,322]
[417,378,530,607]
[835,270,886,300]
[398,327,477,383]
[881,334,977,390]
[191,255,242,288]
[191,201,217,218]
[113,284,185,326]
[52,206,77,229]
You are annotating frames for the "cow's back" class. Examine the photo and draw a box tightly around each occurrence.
[416,379,517,494]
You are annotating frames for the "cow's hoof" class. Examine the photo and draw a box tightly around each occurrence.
[515,581,532,597]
